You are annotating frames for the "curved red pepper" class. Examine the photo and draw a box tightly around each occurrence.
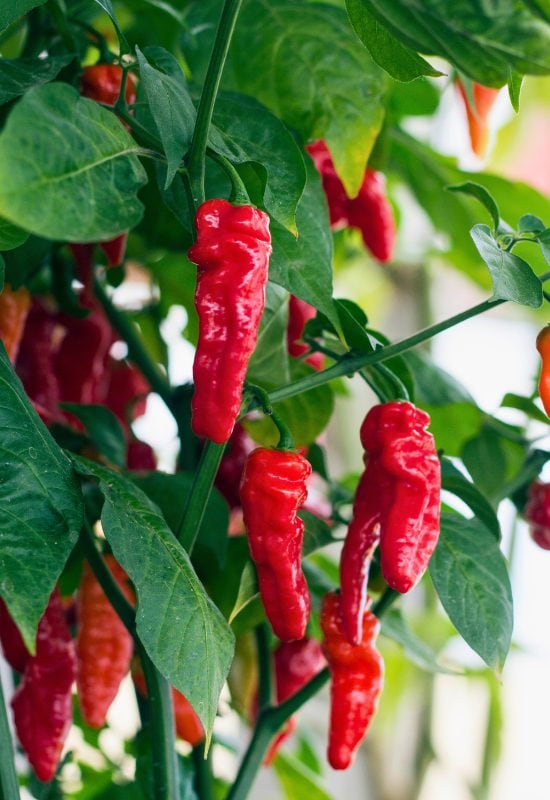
[188,199,271,443]
[12,589,76,782]
[240,448,312,641]
[340,402,440,644]
[321,592,383,770]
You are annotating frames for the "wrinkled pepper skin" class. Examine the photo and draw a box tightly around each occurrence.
[341,402,440,644]
[455,80,500,157]
[321,592,383,771]
[0,284,31,363]
[76,557,134,728]
[287,295,323,371]
[306,140,395,263]
[12,589,76,783]
[240,448,312,641]
[188,199,271,443]
[524,481,550,550]
[0,599,30,674]
[265,638,326,763]
[536,326,550,416]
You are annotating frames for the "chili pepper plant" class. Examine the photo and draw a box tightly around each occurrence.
[1,2,550,799]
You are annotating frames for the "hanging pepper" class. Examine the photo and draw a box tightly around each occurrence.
[76,557,134,729]
[56,306,113,406]
[536,326,550,416]
[127,439,157,471]
[15,299,60,422]
[340,402,440,644]
[524,481,550,549]
[306,140,396,263]
[287,295,323,371]
[80,65,137,267]
[320,592,383,770]
[132,663,204,745]
[265,638,326,764]
[455,79,500,157]
[0,599,30,674]
[104,357,150,430]
[188,199,271,444]
[0,284,31,363]
[12,588,76,783]
[240,448,312,641]
[214,423,253,509]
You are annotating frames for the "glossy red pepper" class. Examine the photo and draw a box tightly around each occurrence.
[307,140,396,263]
[76,557,134,729]
[240,448,312,641]
[287,295,323,371]
[265,638,326,764]
[0,599,30,674]
[340,402,440,644]
[12,589,76,782]
[524,481,550,550]
[188,199,271,443]
[455,80,500,157]
[321,592,383,770]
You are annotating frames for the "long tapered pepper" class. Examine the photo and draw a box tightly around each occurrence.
[240,448,312,641]
[0,284,31,363]
[321,592,383,770]
[76,556,135,729]
[188,199,271,443]
[455,79,500,157]
[537,325,550,416]
[340,402,440,644]
[12,589,76,783]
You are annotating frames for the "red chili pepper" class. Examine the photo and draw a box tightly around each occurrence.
[56,306,113,406]
[127,439,157,471]
[12,588,76,783]
[104,357,150,429]
[0,284,31,363]
[524,481,550,549]
[455,79,500,157]
[320,592,383,771]
[80,65,137,266]
[340,402,440,644]
[0,599,30,674]
[240,448,312,641]
[287,295,323,371]
[306,140,396,263]
[188,199,272,443]
[536,326,550,416]
[76,557,134,729]
[214,423,254,509]
[265,638,326,764]
[15,299,60,421]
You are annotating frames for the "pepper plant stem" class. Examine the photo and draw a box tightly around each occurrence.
[255,624,273,712]
[193,741,214,800]
[226,590,395,800]
[176,440,225,553]
[0,666,19,800]
[186,0,244,205]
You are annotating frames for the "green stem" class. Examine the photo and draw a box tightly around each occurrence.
[192,741,214,800]
[226,591,396,800]
[93,279,173,409]
[46,0,77,52]
[246,384,294,450]
[255,624,273,712]
[0,669,19,800]
[187,0,244,205]
[206,149,249,204]
[138,643,179,800]
[176,440,225,553]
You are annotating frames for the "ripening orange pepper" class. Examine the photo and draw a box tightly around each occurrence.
[536,326,550,416]
[0,284,31,362]
[455,79,500,157]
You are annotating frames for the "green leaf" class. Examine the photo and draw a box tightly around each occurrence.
[346,0,443,81]
[228,563,258,625]
[91,0,130,52]
[352,0,550,86]
[247,283,291,388]
[301,511,336,556]
[0,0,47,34]
[440,457,500,540]
[470,224,542,307]
[518,213,545,233]
[244,363,334,448]
[0,345,83,651]
[501,392,548,423]
[522,0,550,23]
[274,751,333,800]
[0,218,28,252]
[538,228,550,264]
[269,158,337,329]
[447,183,500,232]
[0,83,146,241]
[381,609,458,673]
[0,55,73,106]
[59,404,127,468]
[212,92,307,233]
[406,351,475,406]
[135,46,195,188]
[423,402,484,456]
[132,472,229,568]
[429,513,513,673]
[72,457,234,742]
[507,70,524,111]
